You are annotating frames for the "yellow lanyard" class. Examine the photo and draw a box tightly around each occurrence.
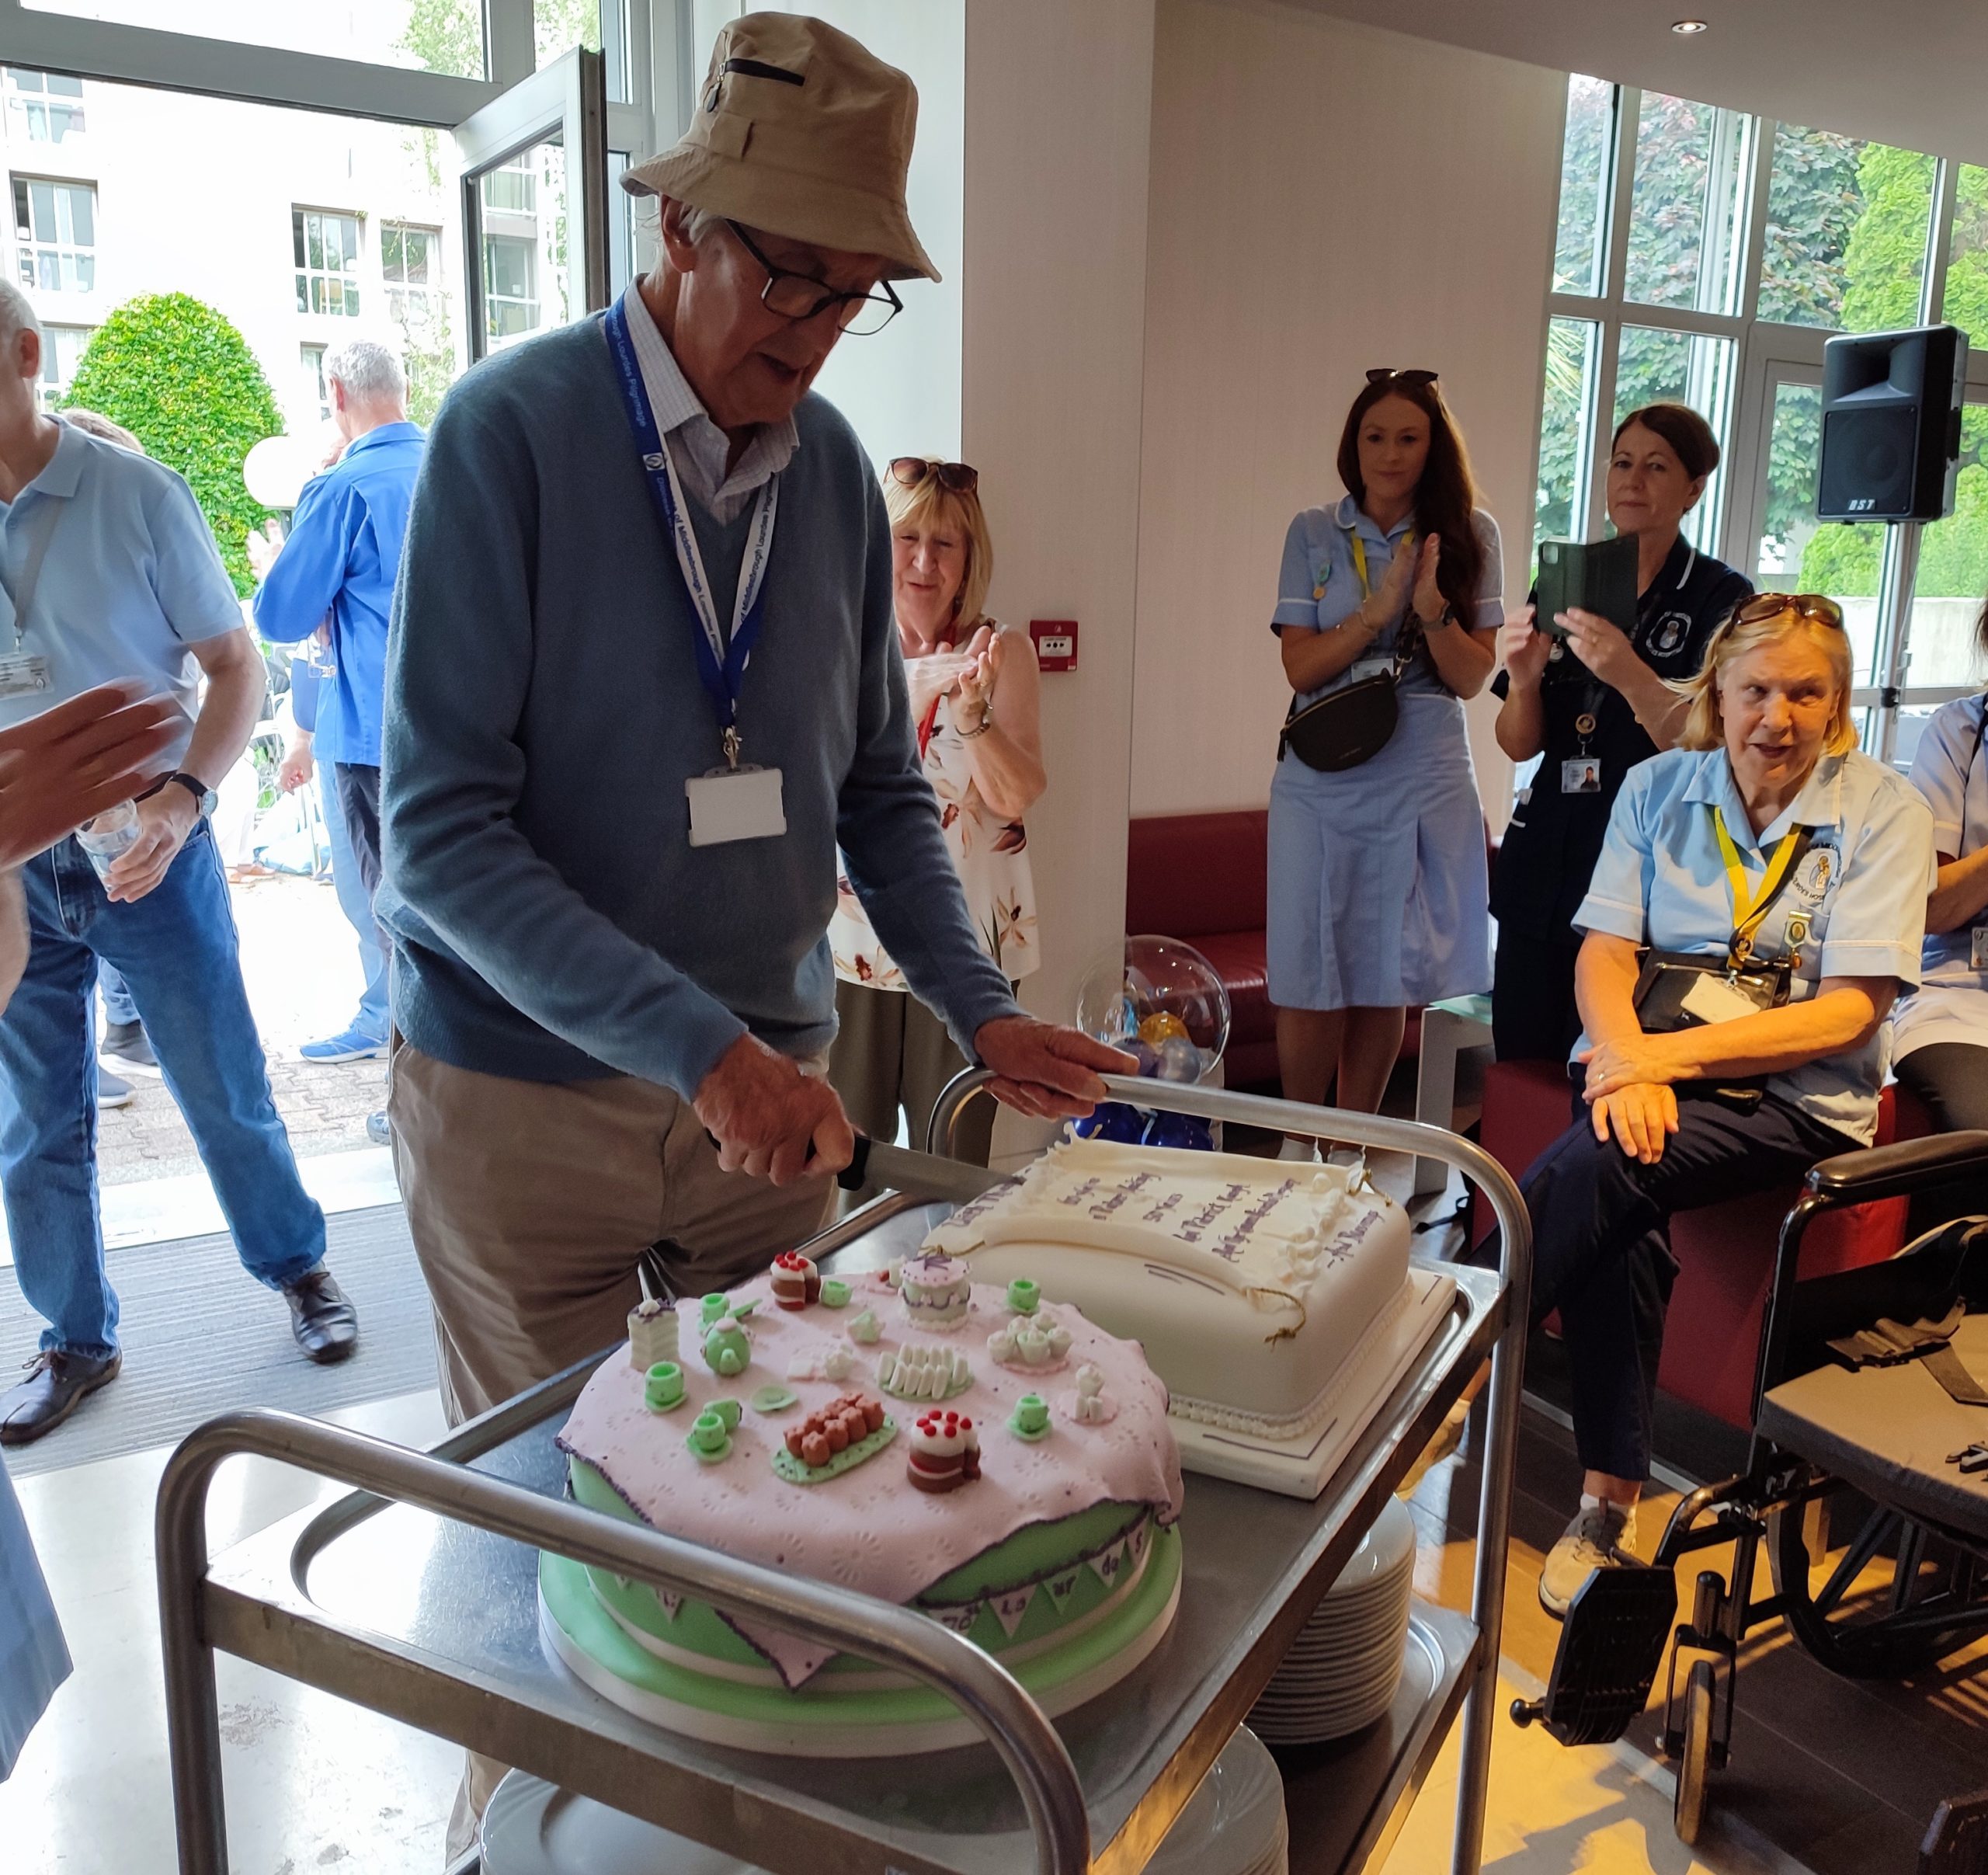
[1347,528,1411,605]
[1712,808,1806,967]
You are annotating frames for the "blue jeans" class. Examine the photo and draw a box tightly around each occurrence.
[0,823,326,1360]
[99,962,138,1028]
[321,771,388,1042]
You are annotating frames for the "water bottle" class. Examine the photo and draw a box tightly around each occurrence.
[76,800,141,883]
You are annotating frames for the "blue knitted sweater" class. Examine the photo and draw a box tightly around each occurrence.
[376,315,1020,1094]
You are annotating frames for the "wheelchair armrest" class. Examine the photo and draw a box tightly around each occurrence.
[1806,1129,1988,1208]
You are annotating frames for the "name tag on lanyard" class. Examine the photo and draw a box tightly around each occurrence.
[0,497,66,697]
[603,297,786,847]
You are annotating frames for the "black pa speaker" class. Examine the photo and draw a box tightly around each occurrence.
[1818,324,1969,522]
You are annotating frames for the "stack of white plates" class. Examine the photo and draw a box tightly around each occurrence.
[481,1726,1287,1875]
[1248,1496,1415,1746]
[1147,1725,1287,1875]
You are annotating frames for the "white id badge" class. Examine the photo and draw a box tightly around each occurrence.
[686,766,786,847]
[0,652,51,699]
[1561,758,1604,795]
[1680,972,1761,1026]
[1972,925,1988,971]
[1350,657,1392,684]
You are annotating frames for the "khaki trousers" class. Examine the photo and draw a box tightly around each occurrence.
[385,1040,833,1859]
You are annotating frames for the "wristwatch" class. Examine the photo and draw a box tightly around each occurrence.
[162,771,217,817]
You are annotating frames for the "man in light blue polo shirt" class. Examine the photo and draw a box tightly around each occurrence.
[252,339,423,1097]
[0,281,361,1445]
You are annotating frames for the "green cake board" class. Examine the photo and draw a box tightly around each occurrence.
[540,1523,1180,1731]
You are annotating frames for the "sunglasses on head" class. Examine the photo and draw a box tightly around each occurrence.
[1366,368,1439,388]
[888,457,979,495]
[1733,592,1845,630]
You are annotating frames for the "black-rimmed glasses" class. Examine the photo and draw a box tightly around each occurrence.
[888,457,978,495]
[1366,367,1439,387]
[726,221,903,336]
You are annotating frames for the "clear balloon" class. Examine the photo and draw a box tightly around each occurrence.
[1075,935,1230,1084]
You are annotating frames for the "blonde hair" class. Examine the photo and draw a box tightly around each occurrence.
[883,461,993,635]
[1673,602,1858,757]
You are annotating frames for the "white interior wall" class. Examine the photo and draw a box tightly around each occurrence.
[1129,0,1566,829]
[961,0,1158,1157]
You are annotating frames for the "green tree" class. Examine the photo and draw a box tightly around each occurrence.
[397,0,481,79]
[63,293,283,595]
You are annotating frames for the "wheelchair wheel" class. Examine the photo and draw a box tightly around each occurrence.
[1673,1660,1715,1845]
[1769,1489,1984,1678]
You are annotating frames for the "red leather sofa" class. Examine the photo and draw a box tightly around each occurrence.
[1123,810,1425,1091]
[1473,1057,1938,1431]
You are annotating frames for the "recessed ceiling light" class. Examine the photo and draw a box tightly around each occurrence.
[1671,18,1710,31]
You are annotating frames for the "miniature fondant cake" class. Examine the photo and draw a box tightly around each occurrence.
[923,1139,1412,1438]
[544,1264,1183,1755]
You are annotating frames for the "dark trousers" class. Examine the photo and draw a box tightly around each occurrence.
[1492,926,1584,1064]
[1520,1086,1852,1482]
[332,761,382,899]
[1892,1042,1988,1235]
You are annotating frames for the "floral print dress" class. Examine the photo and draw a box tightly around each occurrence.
[831,624,1041,990]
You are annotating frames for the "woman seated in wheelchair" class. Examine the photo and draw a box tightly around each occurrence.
[1523,592,1937,1617]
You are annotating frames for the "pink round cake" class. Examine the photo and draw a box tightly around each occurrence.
[541,1264,1184,1755]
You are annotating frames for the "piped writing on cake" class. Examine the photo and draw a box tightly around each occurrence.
[906,1410,982,1492]
[899,1251,972,1330]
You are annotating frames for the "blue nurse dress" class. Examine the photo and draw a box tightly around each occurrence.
[1,1453,69,1779]
[1267,498,1503,1011]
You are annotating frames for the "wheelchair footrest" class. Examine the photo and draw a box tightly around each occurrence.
[1514,1565,1679,1748]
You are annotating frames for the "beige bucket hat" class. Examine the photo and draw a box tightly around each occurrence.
[622,12,939,284]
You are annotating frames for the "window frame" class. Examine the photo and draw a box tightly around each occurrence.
[1537,81,1988,763]
[293,205,365,318]
[11,172,96,293]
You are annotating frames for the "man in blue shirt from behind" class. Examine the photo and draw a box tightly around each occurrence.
[252,339,422,1093]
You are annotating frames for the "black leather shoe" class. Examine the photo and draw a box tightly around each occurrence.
[283,1268,360,1364]
[0,1348,122,1445]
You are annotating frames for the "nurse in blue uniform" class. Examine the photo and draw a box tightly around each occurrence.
[1892,600,1988,1226]
[1267,370,1503,1144]
[1490,405,1752,1063]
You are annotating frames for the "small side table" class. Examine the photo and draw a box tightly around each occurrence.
[1413,995,1494,1195]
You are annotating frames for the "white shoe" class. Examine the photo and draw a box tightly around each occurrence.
[1277,1136,1319,1163]
[1539,1499,1637,1618]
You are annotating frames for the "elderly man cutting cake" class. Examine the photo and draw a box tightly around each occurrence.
[381,16,1121,1430]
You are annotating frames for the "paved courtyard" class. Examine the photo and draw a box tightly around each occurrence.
[96,868,386,1187]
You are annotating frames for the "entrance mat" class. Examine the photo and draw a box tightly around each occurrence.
[0,1202,433,1477]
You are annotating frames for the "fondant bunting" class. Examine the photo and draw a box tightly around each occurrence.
[991,1585,1037,1637]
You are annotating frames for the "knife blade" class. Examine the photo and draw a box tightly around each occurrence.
[840,1134,1015,1205]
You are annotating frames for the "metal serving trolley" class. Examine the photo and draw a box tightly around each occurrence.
[157,1074,1531,1875]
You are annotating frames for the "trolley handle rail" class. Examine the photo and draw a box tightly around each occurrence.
[158,1409,1090,1875]
[928,1068,1533,1875]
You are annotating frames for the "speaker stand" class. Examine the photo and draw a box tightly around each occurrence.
[1869,518,1923,767]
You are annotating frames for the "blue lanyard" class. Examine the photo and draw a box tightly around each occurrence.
[603,296,778,767]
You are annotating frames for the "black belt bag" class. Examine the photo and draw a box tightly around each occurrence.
[1277,644,1413,773]
[1631,950,1791,1111]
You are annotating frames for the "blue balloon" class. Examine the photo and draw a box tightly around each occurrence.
[1072,1101,1149,1145]
[1143,1110,1215,1152]
[1128,1038,1163,1077]
[1155,1035,1202,1083]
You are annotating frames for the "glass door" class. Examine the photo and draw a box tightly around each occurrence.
[454,45,609,363]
